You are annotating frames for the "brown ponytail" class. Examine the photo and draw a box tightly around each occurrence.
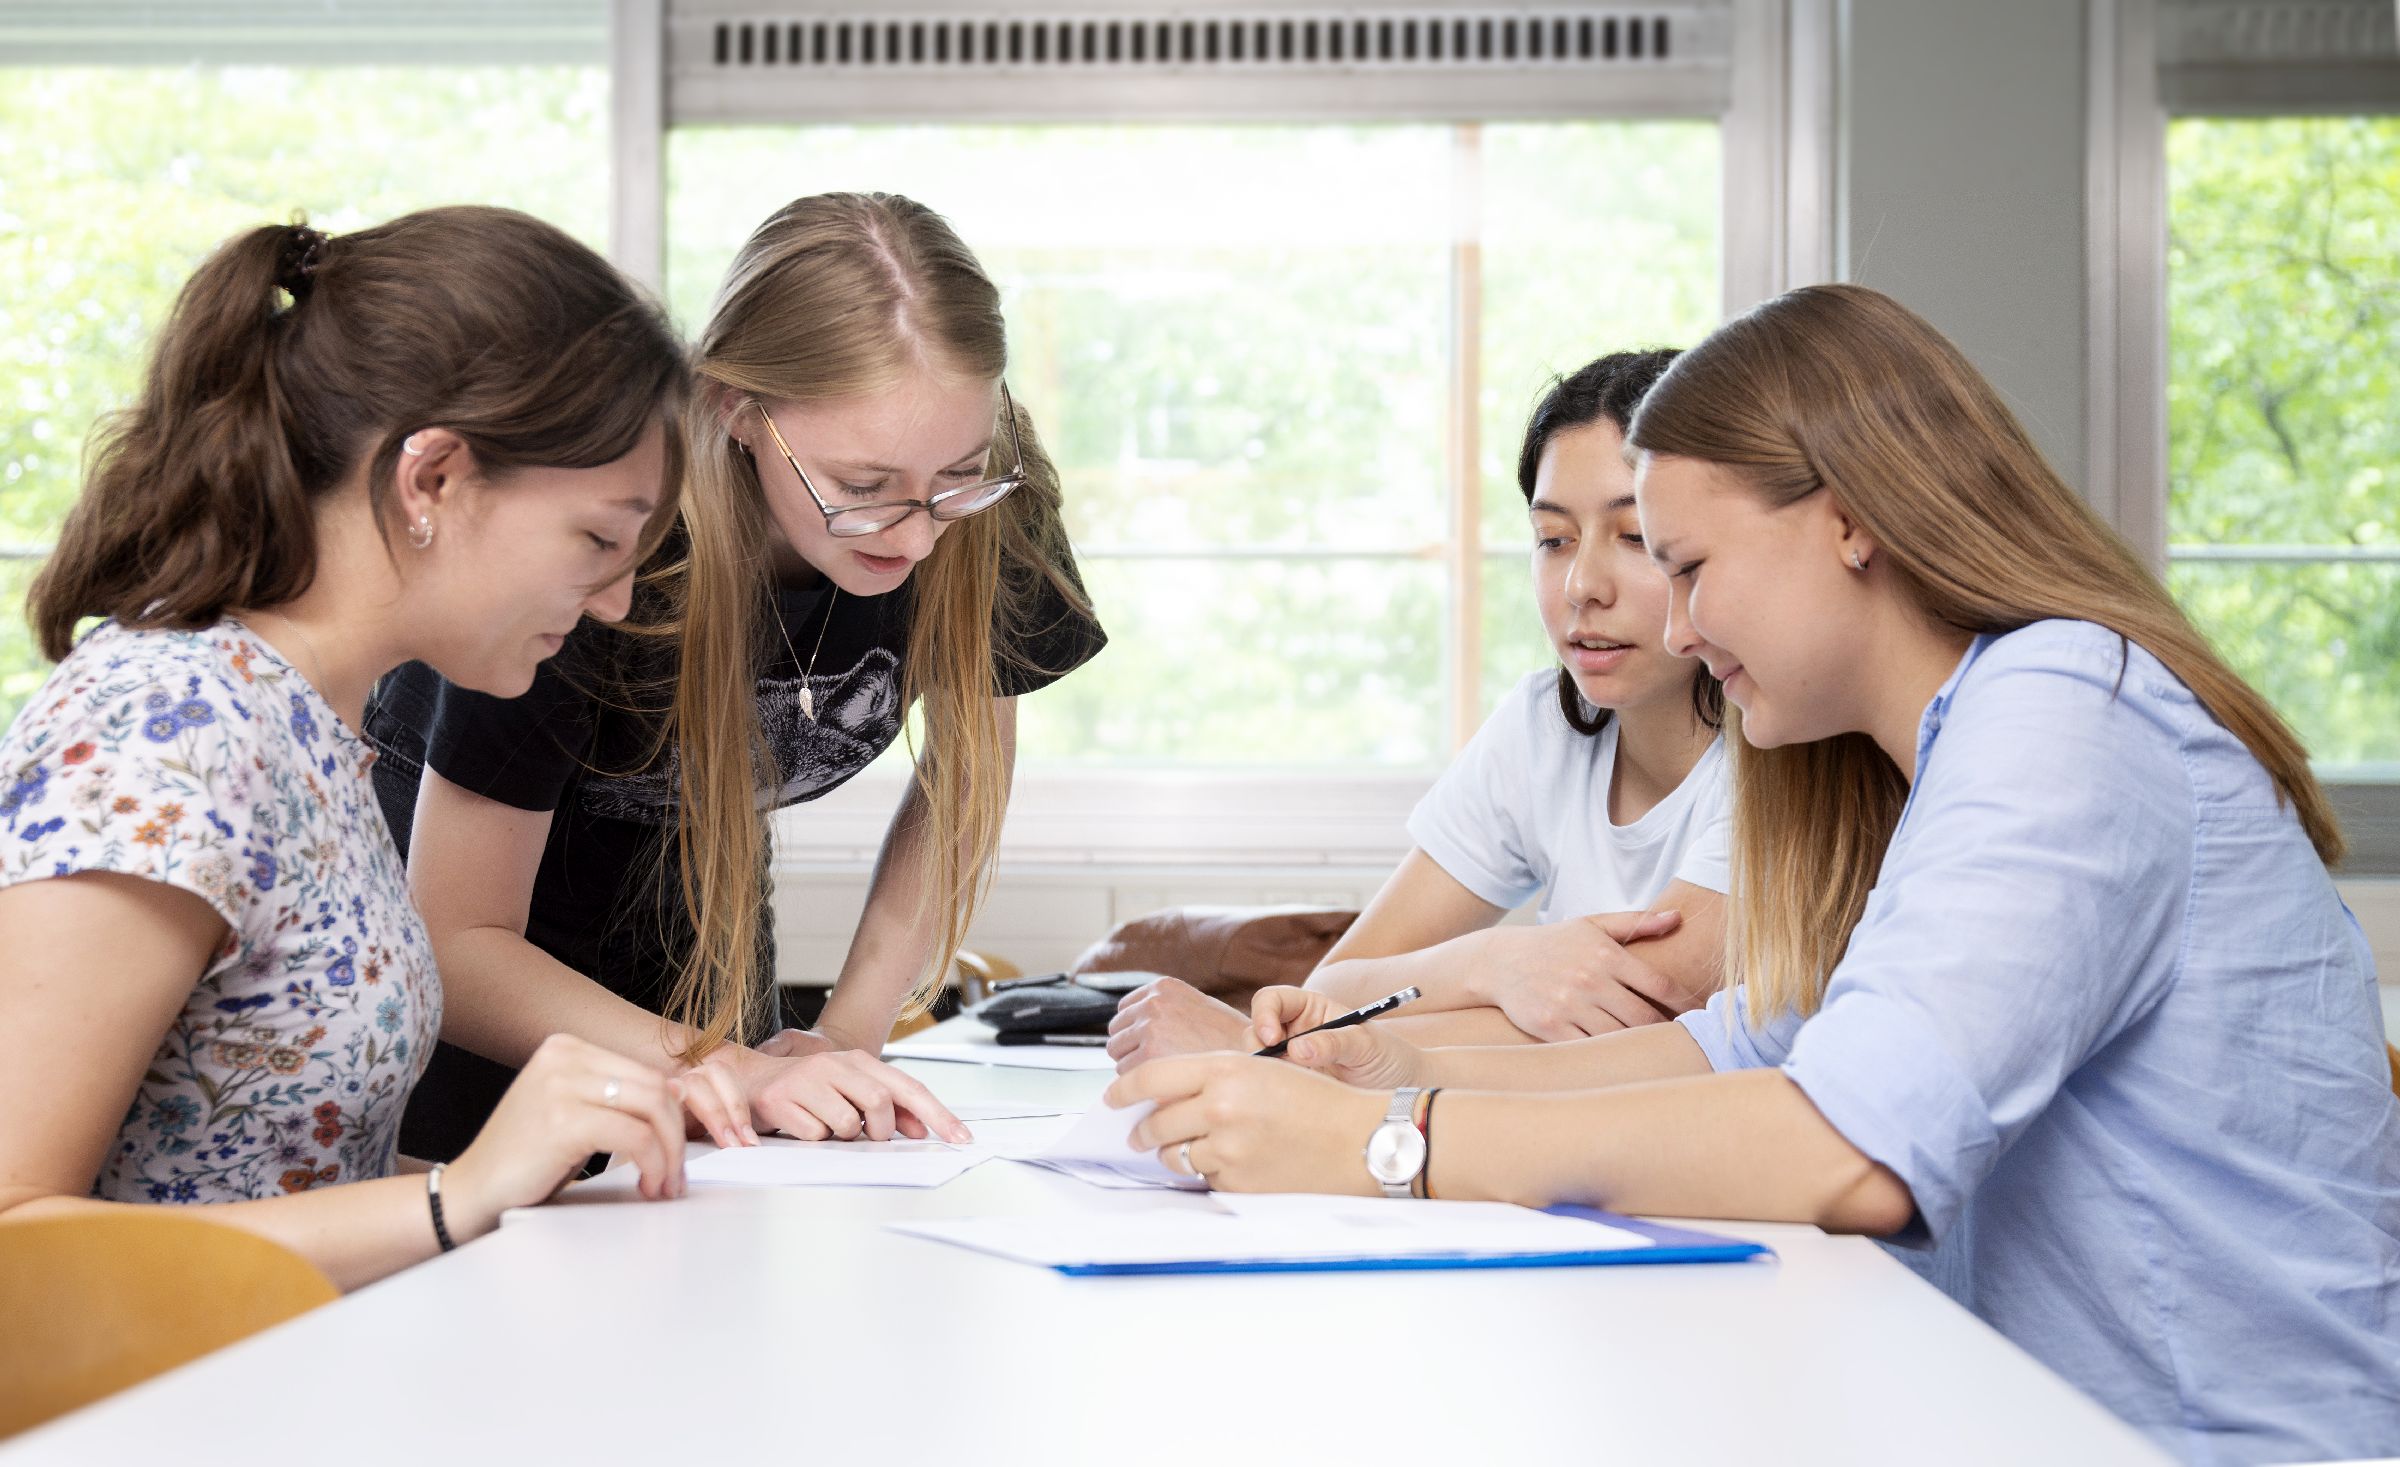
[31,207,688,660]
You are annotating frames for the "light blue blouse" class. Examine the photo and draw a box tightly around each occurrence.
[1678,619,2399,1466]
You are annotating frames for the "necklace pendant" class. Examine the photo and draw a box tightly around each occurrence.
[799,684,816,722]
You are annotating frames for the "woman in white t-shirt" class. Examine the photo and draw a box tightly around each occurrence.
[1111,350,1729,1067]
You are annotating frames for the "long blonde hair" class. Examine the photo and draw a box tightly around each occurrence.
[1628,283,2344,1024]
[640,192,1088,1058]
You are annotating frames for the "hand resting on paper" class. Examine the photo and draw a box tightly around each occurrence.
[1105,1053,1387,1197]
[690,1044,972,1145]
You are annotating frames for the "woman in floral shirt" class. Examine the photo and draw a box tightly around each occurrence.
[0,208,712,1289]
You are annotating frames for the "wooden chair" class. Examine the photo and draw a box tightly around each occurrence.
[0,1210,336,1438]
[884,949,1023,1041]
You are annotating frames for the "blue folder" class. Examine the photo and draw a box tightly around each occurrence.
[1051,1206,1773,1278]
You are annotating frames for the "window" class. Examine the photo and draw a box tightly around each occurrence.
[2165,115,2399,777]
[0,45,608,724]
[2105,0,2400,870]
[666,119,1719,769]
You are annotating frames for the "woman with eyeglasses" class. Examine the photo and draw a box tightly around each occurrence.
[364,193,1105,1158]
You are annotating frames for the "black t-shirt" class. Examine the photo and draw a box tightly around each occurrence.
[363,561,1105,1159]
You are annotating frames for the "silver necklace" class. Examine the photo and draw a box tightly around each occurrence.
[772,585,841,722]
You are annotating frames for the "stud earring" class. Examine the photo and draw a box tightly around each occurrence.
[402,434,427,457]
[408,517,435,550]
[1848,549,1868,571]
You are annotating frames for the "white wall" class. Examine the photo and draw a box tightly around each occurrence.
[1838,0,2092,484]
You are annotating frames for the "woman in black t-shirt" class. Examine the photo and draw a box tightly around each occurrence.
[366,193,1105,1159]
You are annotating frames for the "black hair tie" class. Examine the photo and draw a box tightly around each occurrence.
[275,224,329,302]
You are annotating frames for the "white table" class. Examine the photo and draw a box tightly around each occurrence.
[4,1031,2166,1466]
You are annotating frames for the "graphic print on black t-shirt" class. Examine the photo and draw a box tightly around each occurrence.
[578,646,904,824]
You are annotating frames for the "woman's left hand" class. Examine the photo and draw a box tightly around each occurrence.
[1105,1054,1388,1196]
[698,1045,973,1144]
[754,1027,838,1059]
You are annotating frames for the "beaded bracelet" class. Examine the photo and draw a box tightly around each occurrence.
[426,1162,458,1253]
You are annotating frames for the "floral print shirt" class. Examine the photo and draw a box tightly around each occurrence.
[0,619,439,1202]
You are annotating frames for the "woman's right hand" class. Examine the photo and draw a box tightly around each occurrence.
[443,1033,689,1240]
[1248,986,1427,1090]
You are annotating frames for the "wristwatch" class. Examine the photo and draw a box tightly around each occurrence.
[1364,1086,1428,1199]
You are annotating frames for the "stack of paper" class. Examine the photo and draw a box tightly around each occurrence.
[658,1103,1078,1191]
[887,1193,1755,1276]
[882,1032,1119,1071]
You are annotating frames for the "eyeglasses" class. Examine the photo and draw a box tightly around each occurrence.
[750,385,1026,538]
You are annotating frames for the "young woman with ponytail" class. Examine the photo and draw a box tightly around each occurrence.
[0,208,719,1288]
[367,193,1104,1158]
[1111,285,2397,1465]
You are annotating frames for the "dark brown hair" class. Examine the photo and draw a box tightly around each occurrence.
[1517,347,1724,738]
[31,206,688,659]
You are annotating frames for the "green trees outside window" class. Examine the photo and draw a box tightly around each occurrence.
[2167,116,2400,774]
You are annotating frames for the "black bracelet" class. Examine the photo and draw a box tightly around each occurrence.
[426,1162,458,1253]
[1414,1089,1443,1200]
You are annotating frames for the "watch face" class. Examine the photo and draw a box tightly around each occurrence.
[1365,1119,1427,1186]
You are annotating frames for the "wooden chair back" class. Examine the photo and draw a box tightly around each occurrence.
[0,1210,336,1438]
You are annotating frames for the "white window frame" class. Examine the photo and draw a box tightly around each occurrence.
[607,0,1835,866]
[2089,0,2400,875]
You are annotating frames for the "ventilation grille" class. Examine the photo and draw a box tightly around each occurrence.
[2159,0,2396,65]
[701,10,1684,72]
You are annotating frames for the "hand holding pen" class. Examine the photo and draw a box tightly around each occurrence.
[1253,986,1422,1058]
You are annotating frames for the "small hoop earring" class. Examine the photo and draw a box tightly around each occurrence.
[402,434,427,457]
[1848,550,1868,572]
[408,517,435,550]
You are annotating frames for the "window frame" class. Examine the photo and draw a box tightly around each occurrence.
[611,0,1836,863]
[2090,0,2400,875]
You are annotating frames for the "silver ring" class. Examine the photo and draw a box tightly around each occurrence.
[601,1076,622,1108]
[1179,1140,1206,1186]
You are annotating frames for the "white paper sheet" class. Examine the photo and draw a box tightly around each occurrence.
[890,1197,1654,1269]
[882,1037,1119,1071]
[946,1102,1076,1123]
[1013,1099,1206,1192]
[683,1138,988,1189]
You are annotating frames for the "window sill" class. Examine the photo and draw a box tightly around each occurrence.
[772,767,1430,869]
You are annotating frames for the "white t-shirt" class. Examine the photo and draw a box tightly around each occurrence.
[1407,670,1730,922]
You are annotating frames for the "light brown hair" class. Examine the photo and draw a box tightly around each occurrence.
[1629,282,2344,1023]
[31,208,688,659]
[642,192,1089,1056]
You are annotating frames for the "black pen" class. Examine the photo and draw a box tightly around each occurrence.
[1255,986,1422,1059]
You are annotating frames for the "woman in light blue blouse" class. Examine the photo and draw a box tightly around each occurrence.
[1115,284,2399,1466]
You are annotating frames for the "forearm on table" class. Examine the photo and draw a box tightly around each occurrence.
[1306,937,1488,1011]
[1627,894,1729,1011]
[1427,1068,1912,1233]
[0,1175,451,1293]
[1417,1018,1714,1090]
[1376,1006,1539,1049]
[432,926,688,1072]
